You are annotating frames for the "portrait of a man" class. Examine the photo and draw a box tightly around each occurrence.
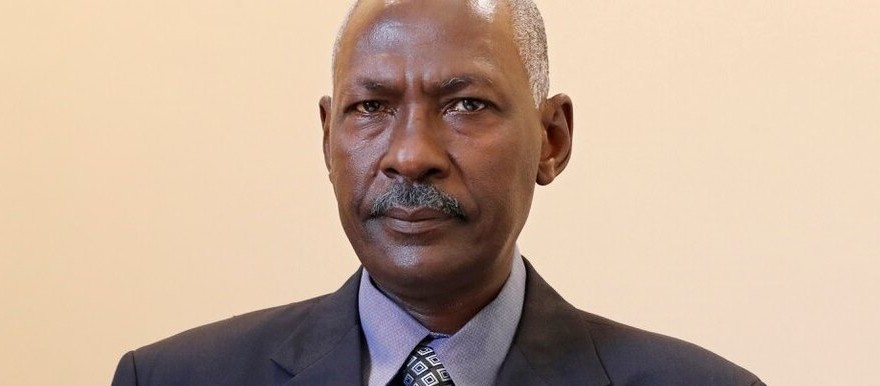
[5,0,880,382]
[109,1,763,385]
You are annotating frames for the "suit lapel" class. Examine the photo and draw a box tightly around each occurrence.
[496,260,611,386]
[271,270,365,386]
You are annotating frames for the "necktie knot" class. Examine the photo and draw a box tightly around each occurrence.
[399,341,454,386]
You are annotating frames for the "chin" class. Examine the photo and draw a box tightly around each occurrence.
[363,244,479,283]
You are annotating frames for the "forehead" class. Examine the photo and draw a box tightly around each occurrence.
[334,0,526,92]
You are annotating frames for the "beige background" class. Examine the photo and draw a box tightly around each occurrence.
[2,1,878,385]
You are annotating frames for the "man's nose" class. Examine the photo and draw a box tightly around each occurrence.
[379,107,450,182]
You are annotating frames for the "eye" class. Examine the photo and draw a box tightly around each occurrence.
[354,101,384,114]
[448,98,487,113]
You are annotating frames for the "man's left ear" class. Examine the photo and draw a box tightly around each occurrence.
[536,93,574,185]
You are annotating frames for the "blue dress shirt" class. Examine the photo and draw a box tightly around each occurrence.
[358,250,526,386]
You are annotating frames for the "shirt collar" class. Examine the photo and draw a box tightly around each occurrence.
[358,249,526,386]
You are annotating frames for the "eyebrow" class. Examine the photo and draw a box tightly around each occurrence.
[356,79,394,92]
[344,74,496,97]
[435,75,494,94]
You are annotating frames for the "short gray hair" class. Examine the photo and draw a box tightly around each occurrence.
[331,0,550,106]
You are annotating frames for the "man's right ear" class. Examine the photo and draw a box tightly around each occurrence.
[319,96,332,173]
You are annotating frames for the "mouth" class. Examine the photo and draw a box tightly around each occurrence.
[378,206,457,234]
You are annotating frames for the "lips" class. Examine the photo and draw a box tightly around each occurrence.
[384,207,449,221]
[379,206,455,234]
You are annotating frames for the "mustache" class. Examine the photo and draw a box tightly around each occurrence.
[369,182,466,220]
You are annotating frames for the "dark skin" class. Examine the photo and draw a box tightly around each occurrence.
[320,0,573,334]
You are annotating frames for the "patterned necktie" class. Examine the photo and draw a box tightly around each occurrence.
[399,341,455,386]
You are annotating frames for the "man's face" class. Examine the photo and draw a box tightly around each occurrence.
[321,0,550,295]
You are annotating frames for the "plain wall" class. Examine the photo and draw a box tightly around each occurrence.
[2,1,878,384]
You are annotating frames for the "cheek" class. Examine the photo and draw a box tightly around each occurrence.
[455,130,541,214]
[329,135,383,212]
[473,125,541,180]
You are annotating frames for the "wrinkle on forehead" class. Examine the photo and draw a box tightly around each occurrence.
[359,17,446,50]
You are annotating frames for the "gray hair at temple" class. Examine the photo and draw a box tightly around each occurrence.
[331,0,550,107]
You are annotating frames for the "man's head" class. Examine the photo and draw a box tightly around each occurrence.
[320,0,573,305]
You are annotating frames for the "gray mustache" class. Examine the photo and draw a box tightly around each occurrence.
[370,182,466,219]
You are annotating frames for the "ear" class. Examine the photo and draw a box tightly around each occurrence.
[319,96,333,173]
[536,93,574,185]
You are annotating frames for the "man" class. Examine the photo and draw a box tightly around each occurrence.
[112,0,765,385]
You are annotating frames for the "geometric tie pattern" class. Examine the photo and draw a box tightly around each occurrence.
[399,341,455,386]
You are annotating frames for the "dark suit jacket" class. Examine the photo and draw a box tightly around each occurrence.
[112,261,764,385]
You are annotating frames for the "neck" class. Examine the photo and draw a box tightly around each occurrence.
[373,259,513,334]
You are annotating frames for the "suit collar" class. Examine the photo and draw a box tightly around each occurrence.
[496,259,611,386]
[271,270,365,386]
